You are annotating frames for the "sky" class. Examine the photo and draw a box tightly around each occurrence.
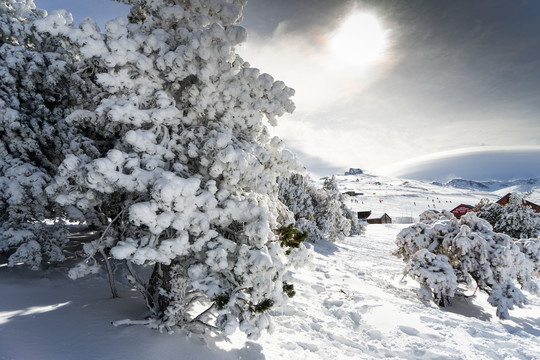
[34,0,540,177]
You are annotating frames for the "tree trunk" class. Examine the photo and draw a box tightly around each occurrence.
[148,261,190,327]
[148,263,171,317]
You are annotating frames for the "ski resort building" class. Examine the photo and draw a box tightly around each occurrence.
[450,204,474,219]
[496,193,540,213]
[367,213,392,224]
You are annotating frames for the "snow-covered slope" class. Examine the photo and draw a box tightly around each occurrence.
[329,172,540,222]
[332,173,500,222]
[1,173,539,359]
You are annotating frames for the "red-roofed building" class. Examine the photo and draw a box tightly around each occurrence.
[496,193,540,213]
[450,204,474,219]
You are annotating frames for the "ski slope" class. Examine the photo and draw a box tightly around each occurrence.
[334,174,500,222]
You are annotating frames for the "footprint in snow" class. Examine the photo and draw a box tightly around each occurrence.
[315,266,329,273]
[366,329,382,341]
[297,342,319,352]
[323,299,344,308]
[399,325,420,336]
[399,325,445,342]
[280,342,297,350]
[349,312,362,327]
[311,284,325,294]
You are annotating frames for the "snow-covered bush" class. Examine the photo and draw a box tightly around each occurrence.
[475,194,540,239]
[394,211,539,319]
[278,174,364,242]
[1,0,362,339]
[516,238,540,294]
[16,0,312,338]
[0,0,96,269]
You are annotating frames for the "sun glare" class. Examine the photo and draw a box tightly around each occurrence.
[329,12,388,66]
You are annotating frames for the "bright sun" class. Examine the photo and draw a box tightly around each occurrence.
[329,12,388,66]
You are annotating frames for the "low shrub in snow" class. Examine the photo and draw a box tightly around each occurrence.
[395,210,540,319]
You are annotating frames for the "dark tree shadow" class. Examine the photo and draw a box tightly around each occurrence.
[311,239,341,256]
[440,295,493,322]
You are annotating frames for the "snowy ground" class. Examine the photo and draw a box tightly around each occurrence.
[225,224,540,360]
[1,174,540,359]
[2,224,539,359]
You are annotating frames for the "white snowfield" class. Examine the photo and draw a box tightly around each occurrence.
[1,174,539,359]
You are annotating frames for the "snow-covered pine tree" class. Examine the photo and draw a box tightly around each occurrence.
[516,237,540,295]
[0,0,97,269]
[320,176,364,238]
[475,194,540,239]
[395,211,539,319]
[474,198,503,228]
[277,174,363,243]
[277,173,324,242]
[41,0,309,338]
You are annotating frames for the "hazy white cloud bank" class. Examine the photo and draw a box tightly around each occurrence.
[376,146,540,182]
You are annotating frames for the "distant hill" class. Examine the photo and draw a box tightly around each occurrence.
[439,177,540,193]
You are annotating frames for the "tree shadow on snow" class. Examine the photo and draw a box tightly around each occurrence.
[235,342,266,359]
[310,239,341,256]
[503,315,540,337]
[0,267,264,360]
[440,295,492,322]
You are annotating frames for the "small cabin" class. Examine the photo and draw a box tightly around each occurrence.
[450,204,474,219]
[357,211,372,220]
[367,213,392,224]
[496,193,540,213]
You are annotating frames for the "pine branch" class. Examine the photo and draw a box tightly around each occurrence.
[191,303,215,324]
[95,207,128,299]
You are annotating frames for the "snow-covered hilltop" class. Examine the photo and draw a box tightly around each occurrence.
[441,177,540,195]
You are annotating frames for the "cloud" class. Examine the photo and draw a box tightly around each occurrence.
[375,146,540,182]
[239,1,540,176]
[239,21,395,115]
[239,12,401,173]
